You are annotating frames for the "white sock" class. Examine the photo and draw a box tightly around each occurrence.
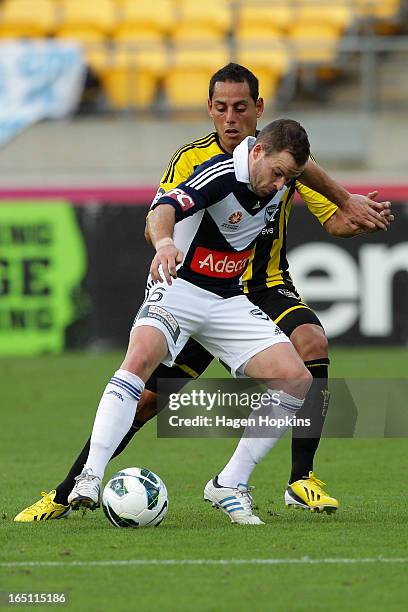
[217,390,304,488]
[84,369,145,480]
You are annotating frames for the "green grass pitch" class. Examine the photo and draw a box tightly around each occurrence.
[1,348,407,611]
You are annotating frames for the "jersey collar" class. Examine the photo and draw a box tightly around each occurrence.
[233,136,256,186]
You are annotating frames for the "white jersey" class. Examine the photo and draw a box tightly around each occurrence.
[152,137,291,297]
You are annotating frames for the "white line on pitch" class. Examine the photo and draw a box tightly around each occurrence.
[1,557,407,568]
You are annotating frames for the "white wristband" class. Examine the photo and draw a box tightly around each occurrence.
[155,237,174,251]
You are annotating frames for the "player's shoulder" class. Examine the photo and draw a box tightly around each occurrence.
[189,132,219,150]
[162,132,221,182]
[184,152,235,195]
[192,151,232,171]
[172,132,219,158]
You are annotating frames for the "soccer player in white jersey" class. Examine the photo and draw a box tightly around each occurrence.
[67,119,316,524]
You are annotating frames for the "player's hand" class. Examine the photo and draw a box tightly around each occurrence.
[150,244,184,285]
[342,192,392,232]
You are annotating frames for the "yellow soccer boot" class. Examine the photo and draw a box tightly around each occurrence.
[14,491,70,522]
[284,472,339,514]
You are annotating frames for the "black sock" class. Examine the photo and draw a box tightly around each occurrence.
[289,359,330,485]
[54,419,145,505]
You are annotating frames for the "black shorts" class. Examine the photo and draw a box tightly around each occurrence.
[248,285,323,338]
[145,284,324,392]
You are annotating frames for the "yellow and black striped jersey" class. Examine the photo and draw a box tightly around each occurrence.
[156,131,338,291]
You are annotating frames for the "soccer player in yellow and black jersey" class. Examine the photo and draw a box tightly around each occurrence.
[15,64,392,522]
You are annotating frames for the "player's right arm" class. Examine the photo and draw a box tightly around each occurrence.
[148,204,183,285]
[295,182,393,236]
[299,158,391,231]
[148,164,210,284]
[323,191,394,237]
[145,147,198,244]
[148,154,233,283]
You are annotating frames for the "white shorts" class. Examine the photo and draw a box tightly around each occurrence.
[133,278,290,377]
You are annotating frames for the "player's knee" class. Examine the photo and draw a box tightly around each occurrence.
[273,358,312,399]
[298,328,328,361]
[122,348,157,381]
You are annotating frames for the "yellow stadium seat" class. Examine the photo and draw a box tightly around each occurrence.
[237,4,292,33]
[114,26,164,44]
[171,24,226,44]
[236,42,290,100]
[288,24,339,64]
[235,23,283,42]
[176,0,231,35]
[60,0,117,35]
[235,23,285,96]
[85,45,110,74]
[56,28,106,46]
[164,45,230,109]
[118,0,174,35]
[294,2,353,31]
[90,45,166,109]
[0,0,57,37]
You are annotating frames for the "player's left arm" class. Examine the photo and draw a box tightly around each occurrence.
[299,158,392,232]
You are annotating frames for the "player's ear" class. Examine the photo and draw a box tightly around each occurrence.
[256,97,264,118]
[251,143,263,159]
[207,98,213,118]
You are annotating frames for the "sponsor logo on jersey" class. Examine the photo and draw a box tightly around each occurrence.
[228,211,243,224]
[277,287,299,300]
[191,247,253,278]
[249,308,270,321]
[222,211,244,231]
[166,188,195,211]
[138,304,180,342]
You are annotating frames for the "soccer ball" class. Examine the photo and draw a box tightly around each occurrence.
[102,467,168,528]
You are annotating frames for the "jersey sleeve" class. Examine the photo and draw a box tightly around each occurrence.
[295,181,338,225]
[151,155,234,222]
[160,148,196,191]
[149,147,198,211]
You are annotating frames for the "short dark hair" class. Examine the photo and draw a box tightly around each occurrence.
[209,63,259,103]
[256,119,310,166]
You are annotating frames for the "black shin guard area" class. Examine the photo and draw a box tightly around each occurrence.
[289,359,329,485]
[55,438,91,505]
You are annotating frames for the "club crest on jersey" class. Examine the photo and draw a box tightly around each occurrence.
[264,202,280,225]
[277,287,299,300]
[191,246,253,278]
[249,308,270,321]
